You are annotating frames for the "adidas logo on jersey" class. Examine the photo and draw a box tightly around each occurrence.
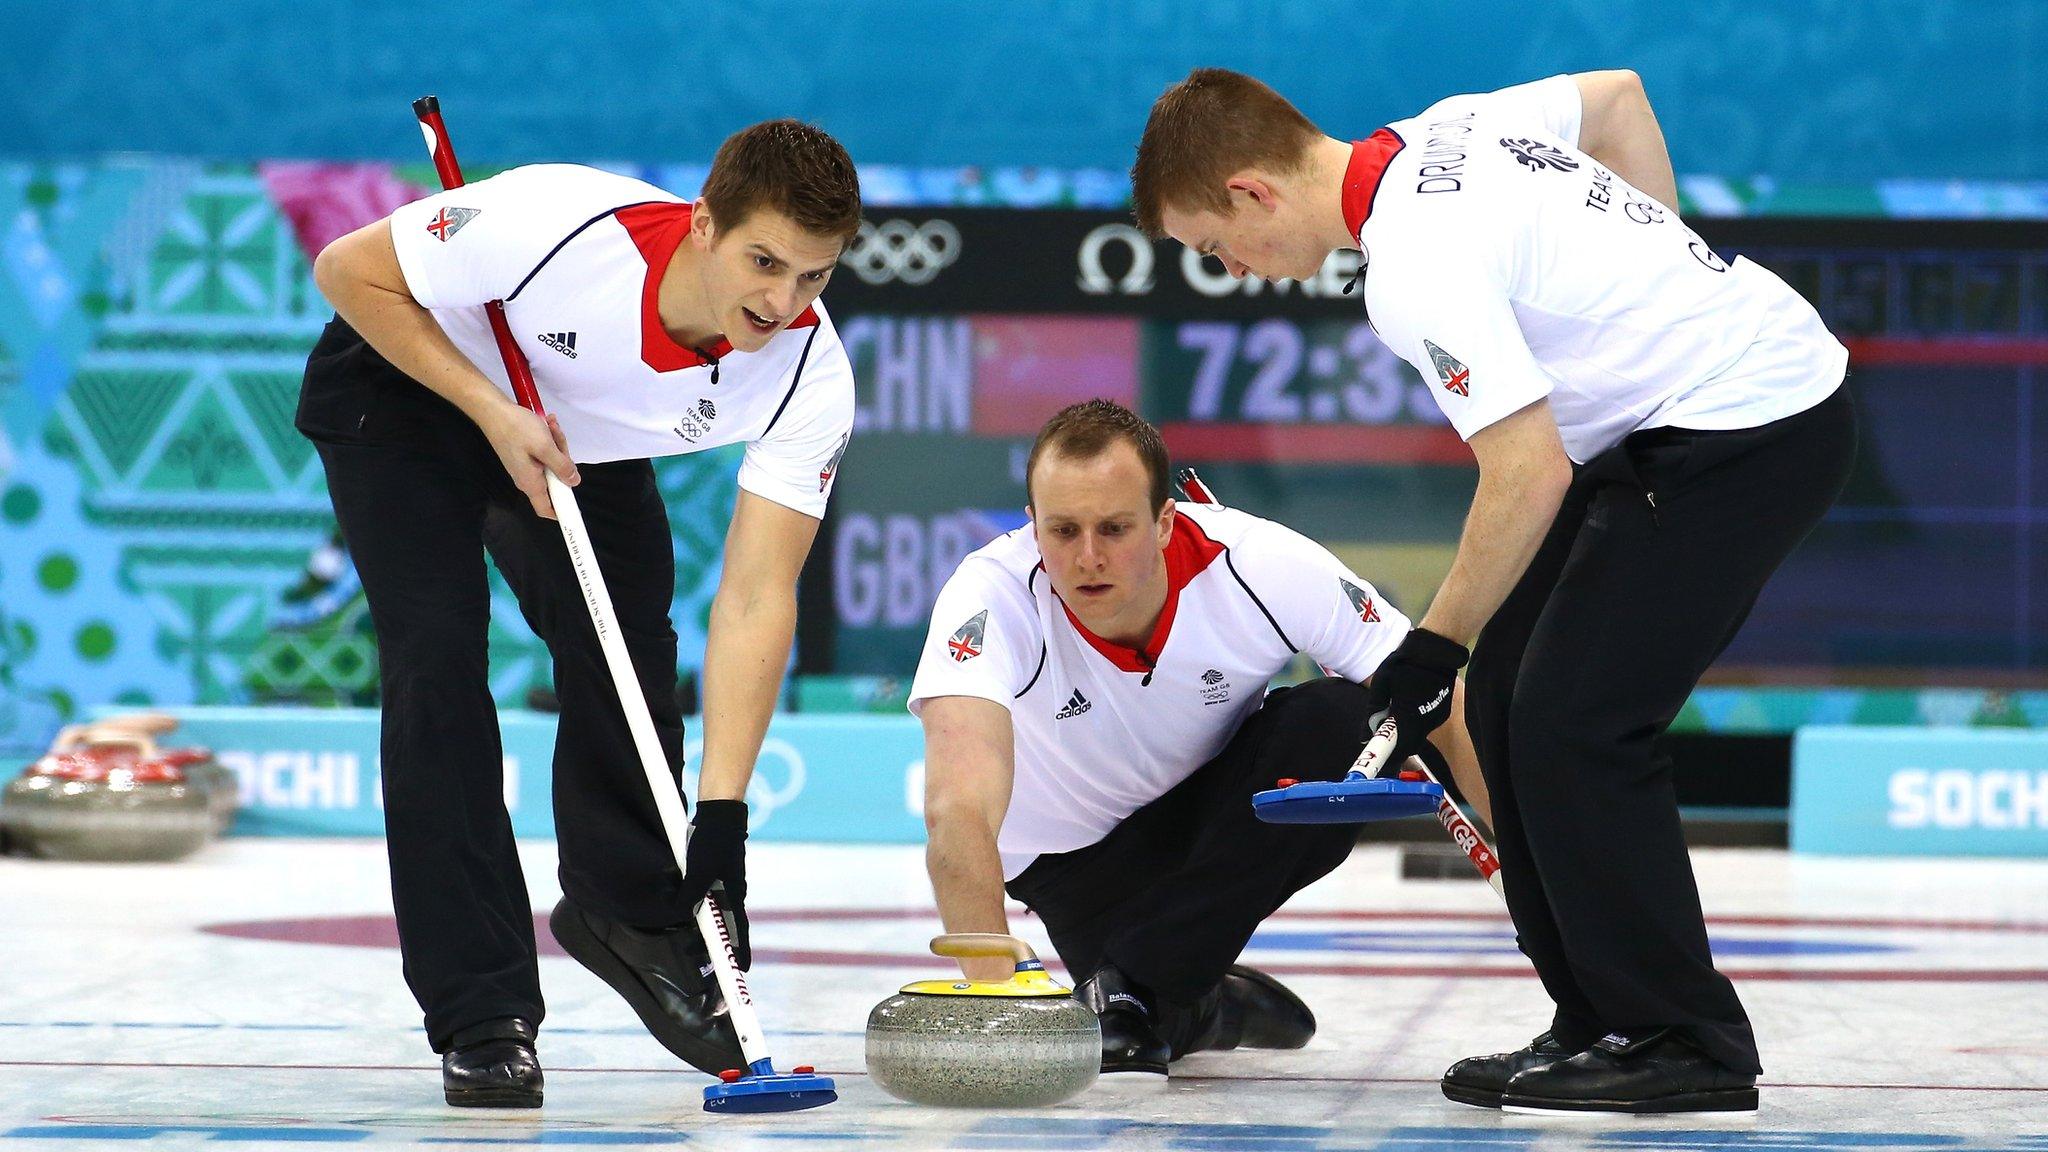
[539,331,578,358]
[1054,689,1092,720]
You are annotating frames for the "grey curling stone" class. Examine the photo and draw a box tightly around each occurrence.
[866,933,1099,1107]
[0,719,228,862]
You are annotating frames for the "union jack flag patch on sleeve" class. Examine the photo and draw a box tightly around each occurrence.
[948,610,988,662]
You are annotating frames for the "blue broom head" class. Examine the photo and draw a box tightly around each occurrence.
[1252,773,1445,824]
[702,1060,838,1113]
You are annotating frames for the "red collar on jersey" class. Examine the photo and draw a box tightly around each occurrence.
[1056,513,1227,674]
[1341,128,1404,239]
[615,202,820,374]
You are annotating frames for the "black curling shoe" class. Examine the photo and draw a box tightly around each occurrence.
[1501,1028,1759,1114]
[1075,964,1170,1078]
[549,897,745,1077]
[1440,1029,1579,1108]
[1220,964,1316,1050]
[442,1017,542,1108]
[1182,964,1320,1056]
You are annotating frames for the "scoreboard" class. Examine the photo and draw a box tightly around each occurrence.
[803,213,2048,684]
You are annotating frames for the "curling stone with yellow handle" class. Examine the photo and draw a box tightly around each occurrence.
[865,934,1099,1107]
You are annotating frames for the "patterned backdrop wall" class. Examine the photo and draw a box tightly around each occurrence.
[4,158,2044,762]
[0,160,741,756]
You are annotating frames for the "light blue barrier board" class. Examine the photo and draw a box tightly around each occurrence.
[98,707,929,843]
[1792,726,2048,857]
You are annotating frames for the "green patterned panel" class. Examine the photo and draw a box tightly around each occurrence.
[228,369,315,476]
[1,158,793,742]
[150,582,269,704]
[1849,692,1922,726]
[144,388,264,492]
[149,186,285,317]
[654,445,743,640]
[247,596,378,706]
[1667,687,2048,734]
[0,339,19,427]
[1971,693,2032,728]
[61,366,187,477]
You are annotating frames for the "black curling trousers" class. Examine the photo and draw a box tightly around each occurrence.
[1005,677,1369,1054]
[296,318,692,1052]
[1464,384,1856,1075]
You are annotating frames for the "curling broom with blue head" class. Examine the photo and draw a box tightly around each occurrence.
[1176,468,1504,902]
[411,96,837,1113]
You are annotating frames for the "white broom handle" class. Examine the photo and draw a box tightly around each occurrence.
[412,95,771,1070]
[1347,715,1401,778]
[1358,711,1508,901]
[545,473,770,1066]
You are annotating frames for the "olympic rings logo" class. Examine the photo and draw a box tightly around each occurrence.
[841,219,962,285]
[681,737,808,831]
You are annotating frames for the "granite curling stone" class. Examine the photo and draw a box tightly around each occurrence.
[866,934,1099,1107]
[0,714,236,862]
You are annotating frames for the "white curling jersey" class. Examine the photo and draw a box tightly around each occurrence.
[907,503,1410,878]
[1344,76,1846,463]
[388,164,853,517]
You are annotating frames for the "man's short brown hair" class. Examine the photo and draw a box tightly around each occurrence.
[700,119,862,245]
[1130,68,1321,238]
[1026,399,1172,513]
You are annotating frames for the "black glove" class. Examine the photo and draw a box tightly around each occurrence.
[677,798,751,970]
[1361,628,1469,770]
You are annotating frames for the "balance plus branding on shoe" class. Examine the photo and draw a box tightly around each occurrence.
[908,503,1409,879]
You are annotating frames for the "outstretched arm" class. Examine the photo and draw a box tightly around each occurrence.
[1573,69,1678,212]
[1418,399,1574,649]
[919,695,1018,982]
[698,490,820,802]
